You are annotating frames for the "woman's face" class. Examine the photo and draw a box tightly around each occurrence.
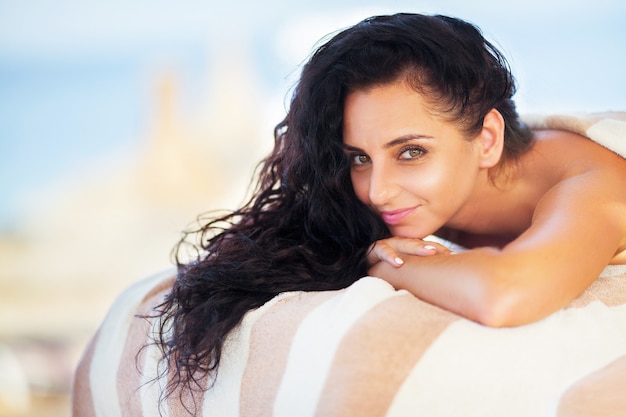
[342,80,484,238]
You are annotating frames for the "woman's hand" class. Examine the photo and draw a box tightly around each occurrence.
[367,237,451,268]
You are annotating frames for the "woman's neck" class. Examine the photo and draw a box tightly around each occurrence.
[441,162,534,245]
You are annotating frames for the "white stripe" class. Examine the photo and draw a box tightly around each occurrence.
[89,268,174,417]
[386,302,626,417]
[273,277,400,417]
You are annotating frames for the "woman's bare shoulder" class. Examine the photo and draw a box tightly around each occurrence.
[529,129,626,263]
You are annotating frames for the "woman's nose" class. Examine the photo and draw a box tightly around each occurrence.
[368,165,400,206]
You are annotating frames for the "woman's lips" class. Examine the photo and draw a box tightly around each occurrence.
[380,207,417,225]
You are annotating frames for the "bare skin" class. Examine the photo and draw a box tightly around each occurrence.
[343,79,626,327]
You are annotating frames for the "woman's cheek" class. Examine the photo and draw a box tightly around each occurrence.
[351,172,370,204]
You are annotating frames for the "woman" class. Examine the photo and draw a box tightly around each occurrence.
[153,13,626,399]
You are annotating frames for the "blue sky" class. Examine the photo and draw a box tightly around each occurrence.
[0,0,624,232]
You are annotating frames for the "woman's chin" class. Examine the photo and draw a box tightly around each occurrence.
[389,225,433,240]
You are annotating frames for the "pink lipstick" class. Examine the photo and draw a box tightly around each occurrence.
[380,207,417,225]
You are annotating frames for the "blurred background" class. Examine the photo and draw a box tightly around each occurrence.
[0,0,624,415]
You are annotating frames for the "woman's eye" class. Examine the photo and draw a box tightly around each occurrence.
[399,146,425,160]
[352,154,370,165]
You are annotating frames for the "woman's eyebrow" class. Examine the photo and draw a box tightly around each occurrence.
[343,144,364,152]
[383,134,433,149]
[343,134,433,152]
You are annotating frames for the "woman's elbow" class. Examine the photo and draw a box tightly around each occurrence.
[472,297,519,328]
[470,278,537,328]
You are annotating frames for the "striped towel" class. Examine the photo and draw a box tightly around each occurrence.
[73,112,626,417]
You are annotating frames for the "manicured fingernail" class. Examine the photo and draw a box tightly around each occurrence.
[424,245,436,251]
[394,257,404,265]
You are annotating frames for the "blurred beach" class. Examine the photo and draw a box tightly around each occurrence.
[0,1,624,415]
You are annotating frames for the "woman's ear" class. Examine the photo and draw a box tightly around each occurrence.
[477,109,505,168]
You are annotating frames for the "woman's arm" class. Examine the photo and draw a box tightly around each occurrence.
[369,168,626,327]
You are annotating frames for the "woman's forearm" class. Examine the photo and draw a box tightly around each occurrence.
[367,248,541,327]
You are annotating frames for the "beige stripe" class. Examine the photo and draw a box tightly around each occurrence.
[239,291,338,417]
[165,352,209,417]
[567,274,626,309]
[117,276,174,417]
[557,354,626,417]
[72,330,100,417]
[314,293,459,417]
[90,270,175,417]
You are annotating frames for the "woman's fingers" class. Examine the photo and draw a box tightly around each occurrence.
[391,237,451,256]
[370,241,405,267]
[368,237,451,267]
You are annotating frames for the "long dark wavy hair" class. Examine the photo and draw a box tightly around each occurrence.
[150,12,532,408]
